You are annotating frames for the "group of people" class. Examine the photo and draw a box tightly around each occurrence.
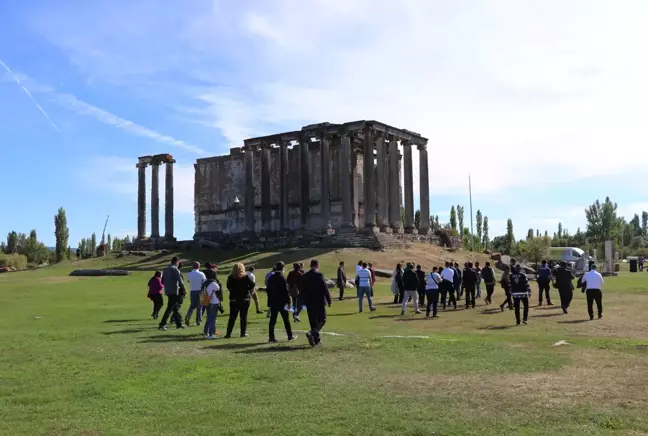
[146,255,607,344]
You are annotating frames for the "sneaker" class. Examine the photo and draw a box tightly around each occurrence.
[523,320,528,325]
[184,316,190,326]
[432,315,439,319]
[306,331,315,347]
[257,310,264,314]
[288,335,298,341]
[224,335,231,339]
[268,339,278,343]
[370,307,376,312]
[500,305,504,312]
[241,333,249,338]
[548,302,554,306]
[196,322,201,327]
[562,308,568,314]
[293,316,301,323]
[598,314,603,319]
[425,315,430,320]
[206,335,216,340]
[176,325,186,329]
[590,316,594,321]
[538,302,543,307]
[400,311,405,316]
[158,326,167,331]
[415,311,421,315]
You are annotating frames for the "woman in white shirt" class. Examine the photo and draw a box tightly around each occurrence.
[425,266,442,319]
[203,269,222,339]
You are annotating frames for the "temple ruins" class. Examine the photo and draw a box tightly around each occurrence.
[192,120,431,245]
[135,153,176,242]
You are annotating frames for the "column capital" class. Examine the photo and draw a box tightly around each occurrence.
[136,162,148,169]
[401,139,411,147]
[417,143,427,151]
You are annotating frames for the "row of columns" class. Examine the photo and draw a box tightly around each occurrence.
[242,126,430,235]
[136,156,175,241]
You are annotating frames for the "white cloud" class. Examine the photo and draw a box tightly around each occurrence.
[28,0,648,196]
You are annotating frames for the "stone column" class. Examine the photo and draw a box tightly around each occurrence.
[320,134,332,230]
[388,138,403,232]
[418,143,431,235]
[261,144,272,233]
[403,141,416,234]
[375,132,389,232]
[136,162,147,239]
[362,124,376,231]
[339,134,354,227]
[279,142,289,231]
[299,135,310,229]
[244,147,255,233]
[164,160,176,240]
[150,162,160,239]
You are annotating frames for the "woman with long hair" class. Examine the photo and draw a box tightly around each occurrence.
[225,262,255,338]
[147,270,164,319]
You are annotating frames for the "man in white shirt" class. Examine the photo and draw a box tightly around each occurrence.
[581,264,604,320]
[425,266,442,319]
[356,263,376,313]
[440,261,457,310]
[185,262,206,326]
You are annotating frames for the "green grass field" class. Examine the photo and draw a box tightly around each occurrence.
[1,246,647,436]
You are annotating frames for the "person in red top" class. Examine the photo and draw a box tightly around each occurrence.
[368,262,376,297]
[147,270,164,319]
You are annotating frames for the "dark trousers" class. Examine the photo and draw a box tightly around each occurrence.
[291,295,303,317]
[558,288,573,311]
[500,290,513,309]
[513,297,529,323]
[159,294,183,327]
[269,307,293,340]
[394,288,404,304]
[337,283,344,300]
[446,282,457,309]
[306,305,327,344]
[538,280,552,304]
[485,283,495,303]
[464,285,476,308]
[226,299,250,337]
[425,289,439,317]
[417,288,426,306]
[586,289,603,318]
[151,294,164,318]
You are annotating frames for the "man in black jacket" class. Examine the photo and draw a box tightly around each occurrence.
[266,261,297,343]
[336,261,346,301]
[301,259,332,347]
[510,264,531,325]
[553,261,575,314]
[401,263,421,315]
[453,262,463,299]
[481,262,496,304]
[393,263,405,304]
[462,262,478,309]
[415,265,426,309]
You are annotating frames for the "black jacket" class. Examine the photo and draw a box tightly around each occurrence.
[337,267,346,284]
[462,268,478,288]
[226,275,255,301]
[266,272,291,308]
[415,270,426,291]
[394,269,405,291]
[300,269,332,307]
[481,267,495,284]
[402,268,420,291]
[553,267,575,291]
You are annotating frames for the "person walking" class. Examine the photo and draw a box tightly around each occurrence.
[368,262,376,297]
[244,266,264,315]
[474,261,483,299]
[336,261,347,300]
[510,264,531,325]
[301,259,332,347]
[425,266,442,319]
[202,267,222,339]
[185,262,207,326]
[581,264,604,320]
[401,263,421,315]
[462,262,478,309]
[224,263,255,338]
[392,263,405,304]
[453,262,463,299]
[158,257,187,330]
[266,261,298,343]
[481,262,496,305]
[499,265,513,311]
[415,265,426,309]
[287,263,304,322]
[356,262,376,313]
[440,262,456,310]
[536,260,554,306]
[147,270,164,319]
[553,261,575,314]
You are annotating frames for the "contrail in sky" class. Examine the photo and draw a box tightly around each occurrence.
[0,58,60,132]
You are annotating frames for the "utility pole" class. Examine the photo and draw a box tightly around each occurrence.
[469,174,475,253]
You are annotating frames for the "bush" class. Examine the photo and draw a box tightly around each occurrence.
[0,253,28,270]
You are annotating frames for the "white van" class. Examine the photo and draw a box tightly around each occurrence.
[548,247,592,273]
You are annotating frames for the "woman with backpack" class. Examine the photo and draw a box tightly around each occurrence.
[224,262,255,338]
[202,267,222,339]
[147,271,164,319]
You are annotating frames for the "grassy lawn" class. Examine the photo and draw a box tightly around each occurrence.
[1,246,647,436]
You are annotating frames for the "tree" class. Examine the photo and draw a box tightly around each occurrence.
[482,216,489,250]
[491,235,510,254]
[475,210,483,250]
[558,222,563,239]
[0,241,5,253]
[6,231,18,254]
[643,211,648,235]
[107,234,112,252]
[457,205,465,238]
[90,233,97,257]
[506,219,515,254]
[517,236,550,266]
[630,214,642,235]
[526,228,534,241]
[414,210,421,230]
[585,197,623,243]
[54,207,70,262]
[450,206,457,232]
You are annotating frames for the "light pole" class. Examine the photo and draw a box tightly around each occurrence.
[233,196,240,230]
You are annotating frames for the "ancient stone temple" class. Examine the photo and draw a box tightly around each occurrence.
[135,153,176,242]
[193,120,430,243]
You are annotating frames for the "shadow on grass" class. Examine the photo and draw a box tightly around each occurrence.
[533,313,565,318]
[101,328,150,335]
[479,325,515,330]
[236,345,308,354]
[557,319,590,324]
[328,312,357,317]
[375,301,399,306]
[139,335,209,343]
[479,309,501,315]
[369,314,398,319]
[103,319,142,323]
[395,317,425,322]
[534,306,560,310]
[204,342,266,350]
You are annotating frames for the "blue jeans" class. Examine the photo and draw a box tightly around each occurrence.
[476,282,482,298]
[203,304,218,336]
[358,286,373,312]
[185,291,203,324]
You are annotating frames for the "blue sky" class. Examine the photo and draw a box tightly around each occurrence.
[1,0,647,247]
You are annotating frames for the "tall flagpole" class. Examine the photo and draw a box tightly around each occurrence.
[469,174,475,253]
